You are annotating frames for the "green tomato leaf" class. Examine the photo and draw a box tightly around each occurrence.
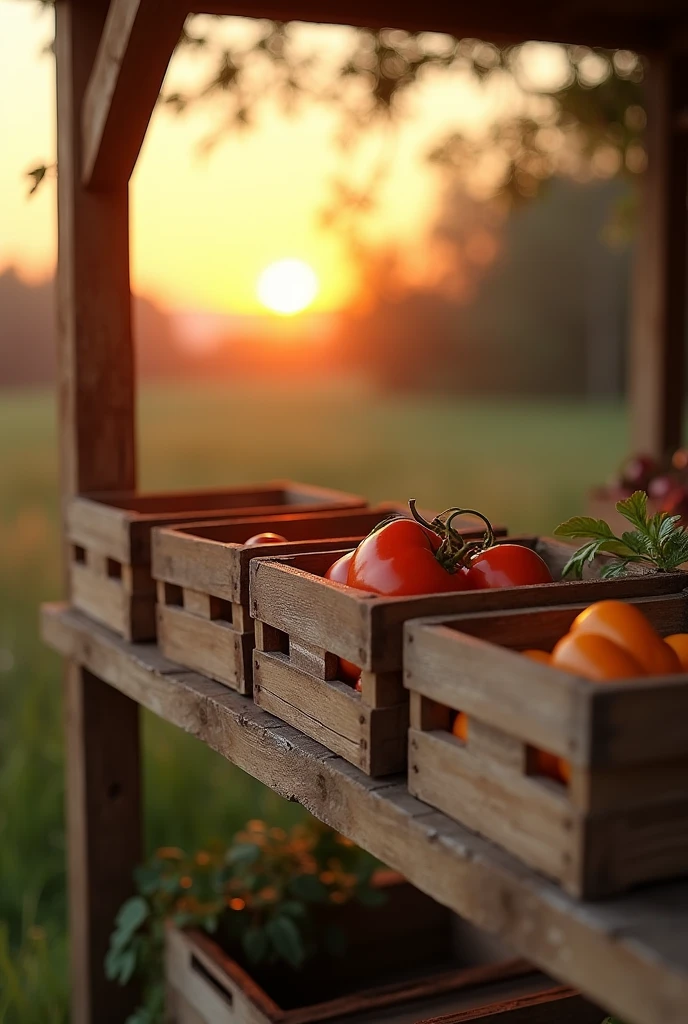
[266,915,306,969]
[616,491,648,531]
[134,865,162,896]
[242,925,269,964]
[355,886,388,908]
[279,900,307,919]
[118,948,137,985]
[226,843,262,867]
[600,559,635,579]
[554,516,616,541]
[619,530,651,556]
[656,512,683,545]
[289,874,328,903]
[114,897,149,938]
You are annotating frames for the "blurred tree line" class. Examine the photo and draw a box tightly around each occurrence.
[13,8,651,395]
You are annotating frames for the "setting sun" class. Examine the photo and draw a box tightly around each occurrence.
[257,259,319,316]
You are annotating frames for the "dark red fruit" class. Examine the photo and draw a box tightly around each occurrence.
[619,454,658,492]
[648,475,679,502]
[672,449,688,472]
[661,485,688,520]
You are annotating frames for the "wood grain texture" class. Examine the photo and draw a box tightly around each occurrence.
[64,663,142,1023]
[194,0,674,49]
[41,604,688,1024]
[404,593,688,766]
[408,729,576,887]
[629,51,688,455]
[82,0,184,189]
[252,546,688,673]
[56,0,141,1017]
[417,987,603,1024]
[157,603,253,693]
[168,922,547,1024]
[405,595,688,896]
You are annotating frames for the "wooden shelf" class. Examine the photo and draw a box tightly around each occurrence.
[41,603,688,1024]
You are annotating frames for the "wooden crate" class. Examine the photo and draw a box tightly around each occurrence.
[67,481,365,641]
[152,506,413,695]
[405,589,688,898]
[165,874,602,1024]
[250,537,687,776]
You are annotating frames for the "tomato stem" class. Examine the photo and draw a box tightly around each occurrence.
[408,500,495,573]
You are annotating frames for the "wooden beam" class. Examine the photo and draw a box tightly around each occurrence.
[193,0,672,49]
[64,664,142,1024]
[55,1,141,1019]
[629,53,688,456]
[82,0,185,189]
[42,605,688,1024]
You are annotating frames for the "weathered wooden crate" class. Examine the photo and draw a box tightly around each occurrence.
[250,537,686,776]
[152,506,412,695]
[165,874,602,1024]
[405,587,688,899]
[67,481,365,641]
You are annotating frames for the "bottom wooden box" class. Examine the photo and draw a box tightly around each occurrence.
[165,926,602,1024]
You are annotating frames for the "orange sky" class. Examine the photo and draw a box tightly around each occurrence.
[0,3,547,316]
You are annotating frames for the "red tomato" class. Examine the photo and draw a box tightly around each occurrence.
[347,519,471,597]
[339,659,361,684]
[244,532,288,547]
[325,552,361,681]
[325,551,354,584]
[466,544,553,589]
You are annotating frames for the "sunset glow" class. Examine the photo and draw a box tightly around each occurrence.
[257,259,319,315]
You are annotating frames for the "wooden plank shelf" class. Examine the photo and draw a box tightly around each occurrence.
[41,603,688,1024]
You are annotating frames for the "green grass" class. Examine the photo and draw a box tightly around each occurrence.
[0,381,630,1022]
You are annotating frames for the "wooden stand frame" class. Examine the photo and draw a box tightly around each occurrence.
[53,1,688,1021]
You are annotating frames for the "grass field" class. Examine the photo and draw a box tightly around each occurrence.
[0,380,630,1022]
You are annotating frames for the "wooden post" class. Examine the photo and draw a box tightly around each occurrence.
[629,52,688,457]
[55,1,142,1020]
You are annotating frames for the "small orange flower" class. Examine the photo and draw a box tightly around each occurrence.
[195,851,211,866]
[259,887,278,902]
[319,871,336,885]
[228,898,246,911]
[155,846,184,860]
[269,827,286,841]
[329,891,347,904]
[336,835,354,848]
[248,820,266,833]
[179,876,193,890]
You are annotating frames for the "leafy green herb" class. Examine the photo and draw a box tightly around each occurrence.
[555,491,688,579]
[106,820,384,1024]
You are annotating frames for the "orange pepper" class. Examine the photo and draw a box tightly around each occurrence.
[664,634,688,672]
[552,632,645,681]
[570,600,679,675]
[522,649,551,664]
[452,711,469,742]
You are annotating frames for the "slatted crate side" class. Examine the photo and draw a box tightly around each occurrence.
[404,594,688,898]
[416,987,604,1024]
[404,593,688,766]
[66,482,366,642]
[151,506,404,606]
[166,927,601,1024]
[249,550,688,776]
[154,524,379,693]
